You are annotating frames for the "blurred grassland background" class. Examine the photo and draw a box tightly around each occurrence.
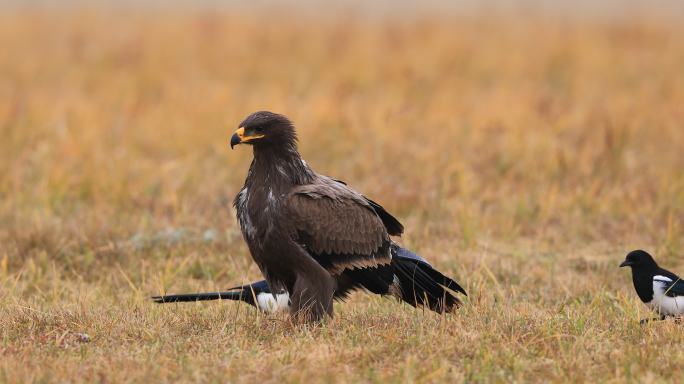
[2,2,684,382]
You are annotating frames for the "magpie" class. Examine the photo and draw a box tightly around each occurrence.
[152,280,291,313]
[620,249,684,322]
[152,243,466,313]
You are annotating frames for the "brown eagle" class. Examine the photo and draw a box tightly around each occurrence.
[229,111,465,321]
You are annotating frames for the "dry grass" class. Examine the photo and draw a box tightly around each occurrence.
[2,6,684,383]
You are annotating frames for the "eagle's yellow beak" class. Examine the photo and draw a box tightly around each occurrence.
[230,127,265,149]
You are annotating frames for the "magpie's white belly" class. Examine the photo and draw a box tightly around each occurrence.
[256,292,291,313]
[647,277,684,316]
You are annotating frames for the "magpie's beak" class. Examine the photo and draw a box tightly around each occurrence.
[230,127,264,149]
[619,260,632,268]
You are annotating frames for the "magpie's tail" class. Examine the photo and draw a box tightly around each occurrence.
[391,256,467,313]
[151,290,247,303]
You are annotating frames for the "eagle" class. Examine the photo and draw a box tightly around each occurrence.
[229,111,465,321]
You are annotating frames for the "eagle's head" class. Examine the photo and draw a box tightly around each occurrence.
[231,111,297,150]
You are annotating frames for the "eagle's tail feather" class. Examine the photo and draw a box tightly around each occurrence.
[392,257,465,313]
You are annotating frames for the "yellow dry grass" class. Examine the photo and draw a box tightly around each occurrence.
[2,7,684,383]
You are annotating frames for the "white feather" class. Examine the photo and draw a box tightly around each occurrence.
[236,187,255,240]
[647,276,684,316]
[256,292,290,313]
[654,275,673,282]
[276,164,287,177]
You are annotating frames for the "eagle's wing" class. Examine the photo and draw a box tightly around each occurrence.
[285,176,393,275]
[332,178,404,236]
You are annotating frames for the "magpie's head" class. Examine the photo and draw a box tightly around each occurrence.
[620,250,658,270]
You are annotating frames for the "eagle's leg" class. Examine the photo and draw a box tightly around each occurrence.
[290,265,335,322]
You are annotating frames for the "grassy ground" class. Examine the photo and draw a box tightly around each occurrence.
[2,7,684,383]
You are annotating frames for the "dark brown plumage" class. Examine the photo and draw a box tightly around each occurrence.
[230,111,463,321]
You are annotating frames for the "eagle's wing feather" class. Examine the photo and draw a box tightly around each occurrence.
[286,177,392,275]
[331,178,404,236]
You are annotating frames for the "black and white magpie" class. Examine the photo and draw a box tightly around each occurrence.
[152,244,466,313]
[620,249,684,321]
[152,280,291,312]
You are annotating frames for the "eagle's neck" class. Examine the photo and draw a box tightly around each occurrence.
[249,145,315,189]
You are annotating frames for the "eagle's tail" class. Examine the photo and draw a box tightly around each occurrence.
[391,256,467,313]
[151,290,247,303]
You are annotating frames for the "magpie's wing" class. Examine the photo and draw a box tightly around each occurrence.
[227,280,271,293]
[653,269,684,297]
[391,242,430,266]
[660,277,684,297]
